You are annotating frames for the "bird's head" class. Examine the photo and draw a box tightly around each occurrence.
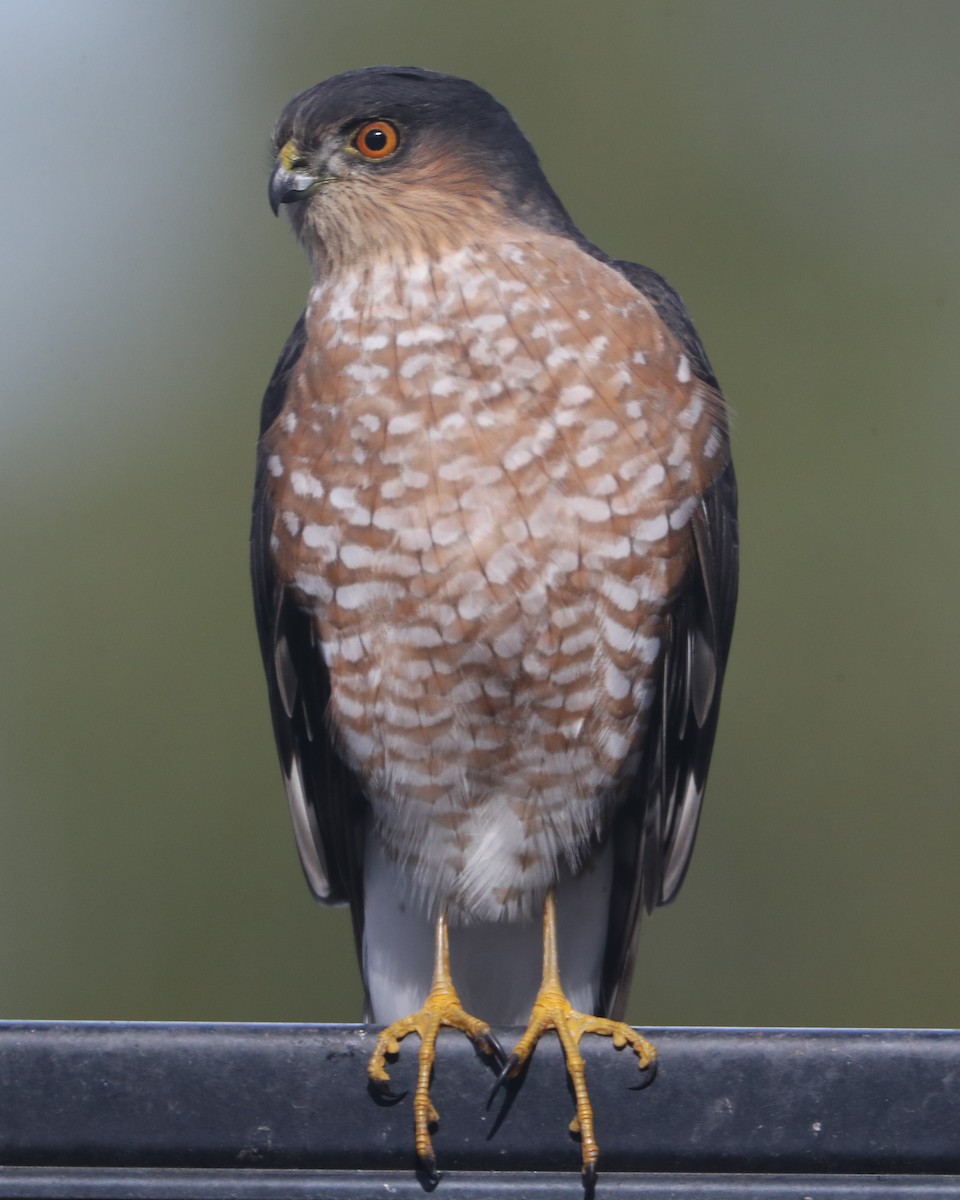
[269,66,574,275]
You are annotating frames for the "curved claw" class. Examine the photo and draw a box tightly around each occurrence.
[368,1076,407,1104]
[480,1030,506,1065]
[418,1153,441,1189]
[487,1051,520,1106]
[629,1055,658,1091]
[581,1159,597,1197]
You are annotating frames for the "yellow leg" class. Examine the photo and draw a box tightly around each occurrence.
[367,908,501,1181]
[499,888,656,1184]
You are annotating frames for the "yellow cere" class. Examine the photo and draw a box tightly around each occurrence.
[278,140,305,171]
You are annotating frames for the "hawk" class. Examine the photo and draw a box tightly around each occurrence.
[252,65,738,1183]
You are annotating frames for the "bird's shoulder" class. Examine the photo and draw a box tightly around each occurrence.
[545,227,721,392]
[606,257,720,390]
[258,311,308,439]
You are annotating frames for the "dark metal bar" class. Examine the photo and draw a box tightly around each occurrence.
[0,1023,958,1194]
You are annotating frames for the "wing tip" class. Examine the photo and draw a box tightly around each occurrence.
[660,777,705,904]
[283,753,337,901]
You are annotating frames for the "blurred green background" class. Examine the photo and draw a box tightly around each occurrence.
[1,0,957,1031]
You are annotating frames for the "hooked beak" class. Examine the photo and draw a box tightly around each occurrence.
[269,161,319,215]
[269,140,322,215]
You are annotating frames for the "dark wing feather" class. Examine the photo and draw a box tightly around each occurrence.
[598,262,739,1020]
[250,316,367,953]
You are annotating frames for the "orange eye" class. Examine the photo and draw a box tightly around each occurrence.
[352,119,400,159]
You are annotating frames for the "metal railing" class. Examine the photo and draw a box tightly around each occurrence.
[1,1022,958,1197]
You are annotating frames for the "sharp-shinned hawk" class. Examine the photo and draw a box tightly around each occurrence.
[252,65,738,1183]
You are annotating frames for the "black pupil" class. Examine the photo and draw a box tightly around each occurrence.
[364,127,388,152]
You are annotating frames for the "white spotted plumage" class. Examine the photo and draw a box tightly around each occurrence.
[264,229,726,938]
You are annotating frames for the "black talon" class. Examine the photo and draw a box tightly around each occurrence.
[582,1160,597,1198]
[418,1154,441,1189]
[481,1030,506,1064]
[487,1051,520,1106]
[368,1077,407,1104]
[629,1055,658,1090]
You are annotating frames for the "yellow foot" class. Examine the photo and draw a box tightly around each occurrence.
[493,891,656,1185]
[367,911,502,1181]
